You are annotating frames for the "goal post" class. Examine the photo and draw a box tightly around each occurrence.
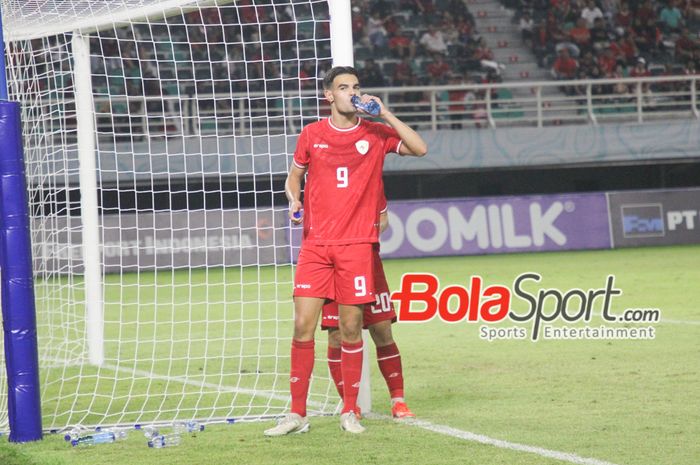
[0,0,363,437]
[0,1,43,443]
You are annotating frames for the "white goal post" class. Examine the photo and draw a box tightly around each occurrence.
[0,0,366,435]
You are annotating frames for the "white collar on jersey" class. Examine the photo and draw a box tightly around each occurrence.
[327,117,361,132]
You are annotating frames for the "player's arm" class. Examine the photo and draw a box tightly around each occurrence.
[285,163,307,224]
[357,94,428,157]
[379,210,389,234]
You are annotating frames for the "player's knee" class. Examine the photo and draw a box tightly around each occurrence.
[327,328,342,348]
[369,322,394,347]
[293,316,317,341]
[339,319,362,342]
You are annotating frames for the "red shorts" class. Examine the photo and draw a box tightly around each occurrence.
[321,245,397,330]
[293,242,375,305]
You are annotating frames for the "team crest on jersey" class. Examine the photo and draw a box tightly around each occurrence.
[355,140,369,155]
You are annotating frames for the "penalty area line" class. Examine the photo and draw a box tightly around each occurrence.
[371,414,621,465]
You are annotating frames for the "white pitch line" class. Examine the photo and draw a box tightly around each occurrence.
[100,362,329,408]
[104,362,621,465]
[64,360,619,465]
[370,414,621,465]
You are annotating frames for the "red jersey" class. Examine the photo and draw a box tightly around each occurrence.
[293,118,401,245]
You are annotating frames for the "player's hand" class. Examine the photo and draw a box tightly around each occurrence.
[379,210,389,234]
[289,201,303,224]
[359,94,388,117]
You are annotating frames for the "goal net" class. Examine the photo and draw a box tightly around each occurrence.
[0,0,337,433]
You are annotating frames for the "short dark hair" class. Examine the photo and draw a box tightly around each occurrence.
[323,66,359,89]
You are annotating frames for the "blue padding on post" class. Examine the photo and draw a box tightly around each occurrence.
[0,100,43,442]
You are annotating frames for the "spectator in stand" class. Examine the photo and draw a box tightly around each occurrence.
[473,37,494,61]
[552,47,579,83]
[367,12,388,49]
[633,17,662,56]
[579,50,599,76]
[552,0,572,24]
[569,18,592,54]
[629,57,651,78]
[629,57,651,93]
[581,0,604,27]
[456,14,476,44]
[610,32,639,66]
[447,73,469,129]
[420,25,448,56]
[392,57,418,86]
[687,0,700,22]
[599,0,619,22]
[614,2,633,36]
[359,59,387,87]
[351,6,366,42]
[659,0,684,34]
[590,17,611,52]
[389,30,416,59]
[675,28,698,64]
[636,0,657,24]
[519,12,535,46]
[427,54,452,84]
[611,63,631,95]
[597,46,617,75]
[442,16,460,49]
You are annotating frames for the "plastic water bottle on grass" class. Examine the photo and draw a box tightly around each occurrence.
[172,420,204,434]
[142,425,160,439]
[148,433,182,448]
[71,429,127,447]
[64,426,89,442]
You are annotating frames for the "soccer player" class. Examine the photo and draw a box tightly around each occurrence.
[323,208,416,420]
[264,66,427,436]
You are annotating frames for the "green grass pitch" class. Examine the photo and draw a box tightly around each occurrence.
[1,244,699,465]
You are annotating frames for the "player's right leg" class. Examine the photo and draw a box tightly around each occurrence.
[265,244,331,437]
[264,296,324,437]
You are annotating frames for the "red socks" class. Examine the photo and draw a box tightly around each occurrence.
[340,340,363,413]
[377,343,404,399]
[327,346,344,398]
[290,339,315,417]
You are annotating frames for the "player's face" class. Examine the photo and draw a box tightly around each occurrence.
[325,73,361,115]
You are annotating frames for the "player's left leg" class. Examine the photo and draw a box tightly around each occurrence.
[368,320,416,419]
[333,243,375,433]
[326,326,343,398]
[338,303,366,433]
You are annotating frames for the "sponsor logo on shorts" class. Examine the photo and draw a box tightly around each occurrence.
[290,377,300,383]
[296,283,311,289]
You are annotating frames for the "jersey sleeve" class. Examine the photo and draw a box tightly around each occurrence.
[376,123,402,155]
[293,127,310,168]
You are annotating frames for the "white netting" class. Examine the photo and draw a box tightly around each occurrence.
[0,0,336,432]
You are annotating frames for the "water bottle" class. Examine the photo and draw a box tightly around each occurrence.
[172,420,204,434]
[64,426,89,442]
[142,425,160,439]
[148,433,182,448]
[71,429,127,447]
[351,95,381,116]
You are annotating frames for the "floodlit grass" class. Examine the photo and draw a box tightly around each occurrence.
[1,245,699,465]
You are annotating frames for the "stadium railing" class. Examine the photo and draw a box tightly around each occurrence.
[86,75,700,138]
